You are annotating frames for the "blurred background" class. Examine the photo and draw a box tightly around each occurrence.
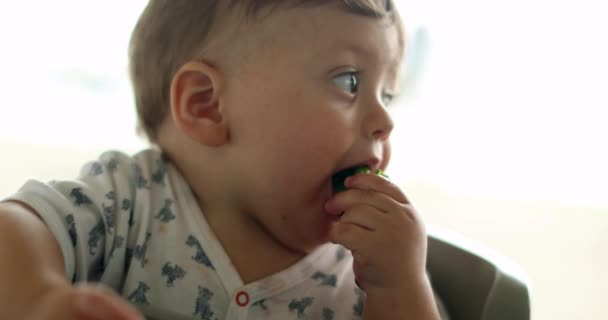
[0,1,606,319]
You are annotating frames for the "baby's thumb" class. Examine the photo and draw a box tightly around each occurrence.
[74,287,143,320]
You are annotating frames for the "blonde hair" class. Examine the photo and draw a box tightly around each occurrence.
[129,0,403,143]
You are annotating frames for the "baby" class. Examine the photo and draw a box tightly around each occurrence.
[0,1,447,319]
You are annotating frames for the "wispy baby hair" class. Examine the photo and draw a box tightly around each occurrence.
[129,0,401,143]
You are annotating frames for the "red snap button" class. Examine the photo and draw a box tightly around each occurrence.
[236,291,249,307]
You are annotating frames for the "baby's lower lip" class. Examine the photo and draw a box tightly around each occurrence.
[327,179,337,197]
[326,214,341,222]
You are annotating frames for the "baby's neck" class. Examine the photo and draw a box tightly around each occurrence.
[203,203,308,284]
[162,142,310,283]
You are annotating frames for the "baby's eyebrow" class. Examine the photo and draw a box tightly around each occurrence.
[333,41,375,61]
[332,39,402,67]
[333,41,402,80]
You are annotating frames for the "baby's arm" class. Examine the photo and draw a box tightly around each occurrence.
[0,202,143,319]
[363,276,440,319]
[0,201,142,319]
[0,201,66,318]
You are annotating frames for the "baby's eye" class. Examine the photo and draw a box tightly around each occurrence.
[381,92,395,107]
[333,71,359,95]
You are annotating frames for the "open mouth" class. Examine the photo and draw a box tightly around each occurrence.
[331,165,390,194]
[331,165,371,194]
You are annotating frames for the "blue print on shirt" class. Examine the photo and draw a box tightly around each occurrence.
[105,191,116,201]
[336,246,347,262]
[110,235,125,258]
[106,158,118,173]
[155,199,175,222]
[122,198,133,228]
[323,308,335,320]
[70,187,92,207]
[152,158,167,186]
[186,235,214,269]
[102,203,116,234]
[353,287,365,317]
[89,162,103,176]
[122,198,131,211]
[289,297,314,318]
[312,271,337,287]
[128,281,151,305]
[88,220,105,255]
[133,164,149,189]
[133,232,152,268]
[193,286,215,320]
[66,214,77,247]
[162,262,186,287]
[253,299,268,310]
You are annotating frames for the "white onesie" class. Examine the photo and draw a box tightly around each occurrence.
[4,149,448,320]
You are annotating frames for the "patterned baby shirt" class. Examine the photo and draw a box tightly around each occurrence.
[3,149,449,320]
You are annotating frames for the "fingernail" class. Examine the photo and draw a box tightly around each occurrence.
[75,295,98,317]
[76,294,142,320]
[324,201,339,216]
[344,176,353,186]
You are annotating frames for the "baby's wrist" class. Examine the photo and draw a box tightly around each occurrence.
[363,276,439,320]
[364,271,431,298]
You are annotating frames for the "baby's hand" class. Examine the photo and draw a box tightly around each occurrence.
[325,171,428,291]
[25,283,143,320]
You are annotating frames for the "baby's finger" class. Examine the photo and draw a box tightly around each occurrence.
[344,172,410,205]
[338,204,389,231]
[329,221,372,254]
[74,285,143,320]
[326,188,402,216]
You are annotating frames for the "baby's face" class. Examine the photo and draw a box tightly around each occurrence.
[222,3,402,252]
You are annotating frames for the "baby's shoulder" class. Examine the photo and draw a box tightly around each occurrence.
[95,148,165,168]
[80,148,167,179]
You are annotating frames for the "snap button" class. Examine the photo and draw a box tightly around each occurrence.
[236,291,249,307]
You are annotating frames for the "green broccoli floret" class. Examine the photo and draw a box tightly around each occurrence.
[331,166,388,193]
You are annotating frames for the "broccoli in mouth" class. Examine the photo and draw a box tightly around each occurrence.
[331,166,389,193]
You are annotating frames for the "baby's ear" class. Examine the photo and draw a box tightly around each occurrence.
[170,61,228,147]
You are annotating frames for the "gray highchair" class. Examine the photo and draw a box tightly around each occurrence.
[427,227,531,320]
[139,229,531,320]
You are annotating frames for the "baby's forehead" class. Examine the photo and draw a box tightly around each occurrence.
[208,1,405,77]
[281,6,403,58]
